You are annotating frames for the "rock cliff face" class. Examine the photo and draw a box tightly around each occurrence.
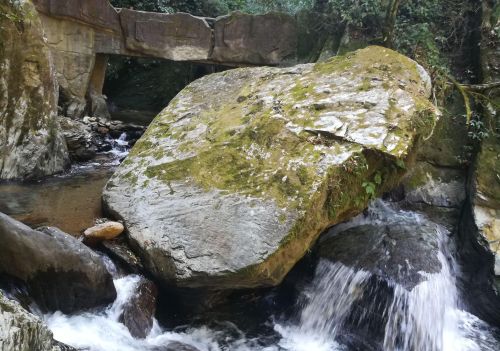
[0,0,68,180]
[472,0,500,275]
[104,46,437,289]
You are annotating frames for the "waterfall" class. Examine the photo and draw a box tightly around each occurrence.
[275,202,500,351]
[44,258,226,351]
[43,202,500,351]
[106,132,130,160]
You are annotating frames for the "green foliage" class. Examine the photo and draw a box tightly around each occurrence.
[468,115,490,142]
[327,0,384,28]
[234,0,314,14]
[0,1,36,32]
[110,0,177,13]
[362,171,382,199]
[362,181,376,199]
[394,22,445,71]
[110,0,314,16]
[395,159,406,169]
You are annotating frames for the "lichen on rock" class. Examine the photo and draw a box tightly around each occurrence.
[104,46,437,289]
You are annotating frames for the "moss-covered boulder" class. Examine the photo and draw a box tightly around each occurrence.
[103,46,437,289]
[0,0,69,180]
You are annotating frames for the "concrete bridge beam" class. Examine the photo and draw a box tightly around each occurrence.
[32,0,298,118]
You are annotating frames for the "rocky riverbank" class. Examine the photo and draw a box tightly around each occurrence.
[1,0,499,350]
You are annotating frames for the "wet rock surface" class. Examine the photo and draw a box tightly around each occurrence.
[454,0,500,326]
[101,237,144,274]
[119,277,158,338]
[60,115,145,162]
[470,133,500,274]
[59,116,97,161]
[0,214,116,313]
[104,46,436,289]
[320,220,442,290]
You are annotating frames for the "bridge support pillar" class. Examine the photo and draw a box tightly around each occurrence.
[89,54,108,95]
[87,54,111,119]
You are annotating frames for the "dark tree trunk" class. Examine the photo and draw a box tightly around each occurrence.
[383,0,401,48]
[313,0,329,13]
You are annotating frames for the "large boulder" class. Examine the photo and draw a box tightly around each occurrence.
[103,46,437,289]
[0,0,69,180]
[0,213,116,313]
[0,290,75,351]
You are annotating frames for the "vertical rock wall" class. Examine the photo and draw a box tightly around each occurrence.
[0,0,69,180]
[473,0,500,272]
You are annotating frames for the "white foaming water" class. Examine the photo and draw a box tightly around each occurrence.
[44,275,226,351]
[275,201,500,351]
[44,201,500,351]
[104,132,130,164]
[274,261,368,351]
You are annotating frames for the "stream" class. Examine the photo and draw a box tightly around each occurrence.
[0,133,130,235]
[2,136,500,351]
[41,199,500,351]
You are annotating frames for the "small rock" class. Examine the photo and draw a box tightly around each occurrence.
[97,126,110,134]
[119,277,158,338]
[84,221,124,242]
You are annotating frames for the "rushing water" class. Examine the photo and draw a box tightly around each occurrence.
[40,201,500,351]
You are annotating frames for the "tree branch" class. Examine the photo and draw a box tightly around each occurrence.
[460,81,500,92]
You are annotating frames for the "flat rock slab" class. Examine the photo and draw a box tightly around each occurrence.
[33,0,121,32]
[103,46,436,289]
[119,10,212,61]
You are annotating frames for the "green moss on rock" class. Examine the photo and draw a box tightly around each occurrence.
[103,46,437,289]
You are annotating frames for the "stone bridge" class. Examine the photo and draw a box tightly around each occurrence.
[32,0,298,117]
